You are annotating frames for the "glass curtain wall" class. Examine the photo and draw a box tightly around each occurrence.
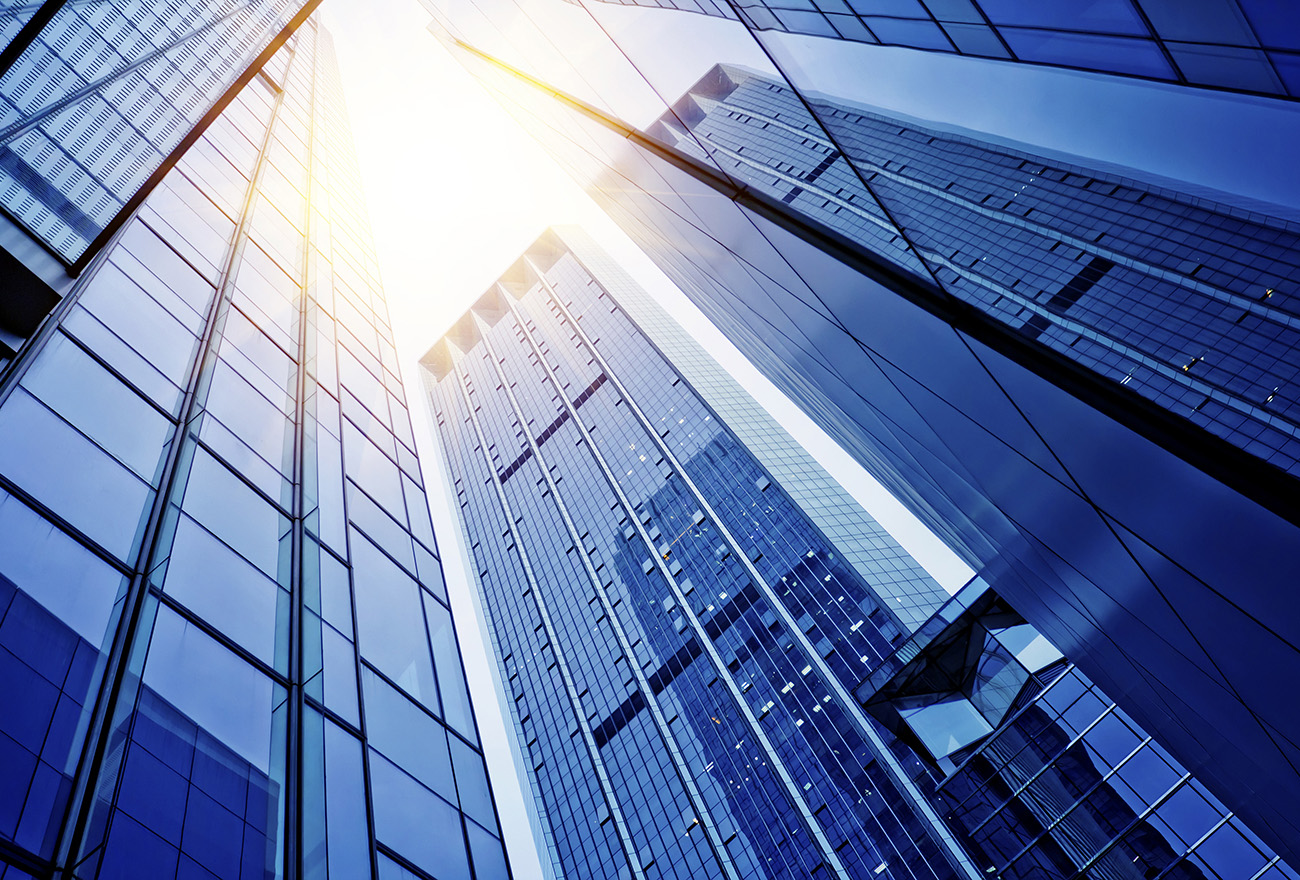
[416,0,1300,869]
[0,17,508,880]
[422,232,979,880]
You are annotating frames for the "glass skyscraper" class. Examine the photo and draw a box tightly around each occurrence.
[0,14,507,880]
[553,227,950,631]
[419,0,1300,867]
[422,229,976,880]
[419,229,1297,880]
[0,0,320,371]
[560,0,1300,100]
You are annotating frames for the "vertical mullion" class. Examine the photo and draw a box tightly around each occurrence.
[53,39,298,876]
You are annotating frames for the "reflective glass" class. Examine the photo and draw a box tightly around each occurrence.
[352,532,438,708]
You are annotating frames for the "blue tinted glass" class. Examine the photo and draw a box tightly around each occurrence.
[179,447,288,577]
[979,0,1145,32]
[424,595,477,743]
[351,532,437,707]
[467,822,510,880]
[0,390,152,560]
[362,668,456,801]
[324,720,372,880]
[160,514,285,665]
[21,333,171,481]
[368,752,471,880]
[998,27,1175,77]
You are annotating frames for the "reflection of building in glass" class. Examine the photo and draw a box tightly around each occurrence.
[564,0,1300,101]
[422,229,975,880]
[561,233,950,631]
[427,8,1300,865]
[860,581,1289,880]
[650,64,1300,476]
[0,15,508,880]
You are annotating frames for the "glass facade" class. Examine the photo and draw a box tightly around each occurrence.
[646,64,1300,477]
[556,227,951,631]
[0,16,508,880]
[421,230,976,880]
[418,0,1300,868]
[860,581,1298,880]
[0,0,316,263]
[563,0,1300,100]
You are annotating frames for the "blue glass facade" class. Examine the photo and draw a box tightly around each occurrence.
[860,580,1297,880]
[422,230,977,880]
[645,64,1300,479]
[0,16,508,880]
[0,0,317,263]
[421,230,1298,880]
[420,0,1300,865]
[552,228,951,631]
[563,0,1300,100]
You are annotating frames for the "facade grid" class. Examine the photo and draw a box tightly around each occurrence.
[0,15,509,880]
[422,5,1300,862]
[564,0,1300,101]
[422,230,979,880]
[556,228,951,630]
[421,230,1299,880]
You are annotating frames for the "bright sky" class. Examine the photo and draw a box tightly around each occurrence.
[319,1,1300,876]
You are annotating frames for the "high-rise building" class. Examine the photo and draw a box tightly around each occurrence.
[563,0,1300,101]
[0,0,319,368]
[554,228,951,631]
[421,0,1300,866]
[421,229,976,880]
[418,229,1297,880]
[0,15,508,880]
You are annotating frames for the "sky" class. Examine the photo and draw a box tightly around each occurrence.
[318,2,1300,876]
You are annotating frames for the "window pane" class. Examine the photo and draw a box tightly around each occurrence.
[21,333,171,482]
[368,752,470,880]
[352,533,437,707]
[0,390,152,560]
[362,668,456,802]
[424,595,477,743]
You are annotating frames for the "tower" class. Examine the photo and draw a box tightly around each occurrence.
[422,2,1300,859]
[418,228,1297,880]
[0,15,508,880]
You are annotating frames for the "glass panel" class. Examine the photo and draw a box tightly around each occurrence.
[424,595,477,743]
[449,738,496,832]
[368,752,471,880]
[0,390,152,560]
[324,718,372,880]
[998,27,1175,77]
[362,668,457,803]
[0,490,125,859]
[158,514,285,666]
[97,604,287,880]
[467,822,510,880]
[21,332,171,482]
[179,447,289,579]
[351,532,437,708]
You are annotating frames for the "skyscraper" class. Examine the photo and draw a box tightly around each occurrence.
[554,228,951,631]
[420,0,1300,864]
[418,229,1297,880]
[562,0,1300,100]
[0,0,319,367]
[0,15,508,880]
[421,228,976,880]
